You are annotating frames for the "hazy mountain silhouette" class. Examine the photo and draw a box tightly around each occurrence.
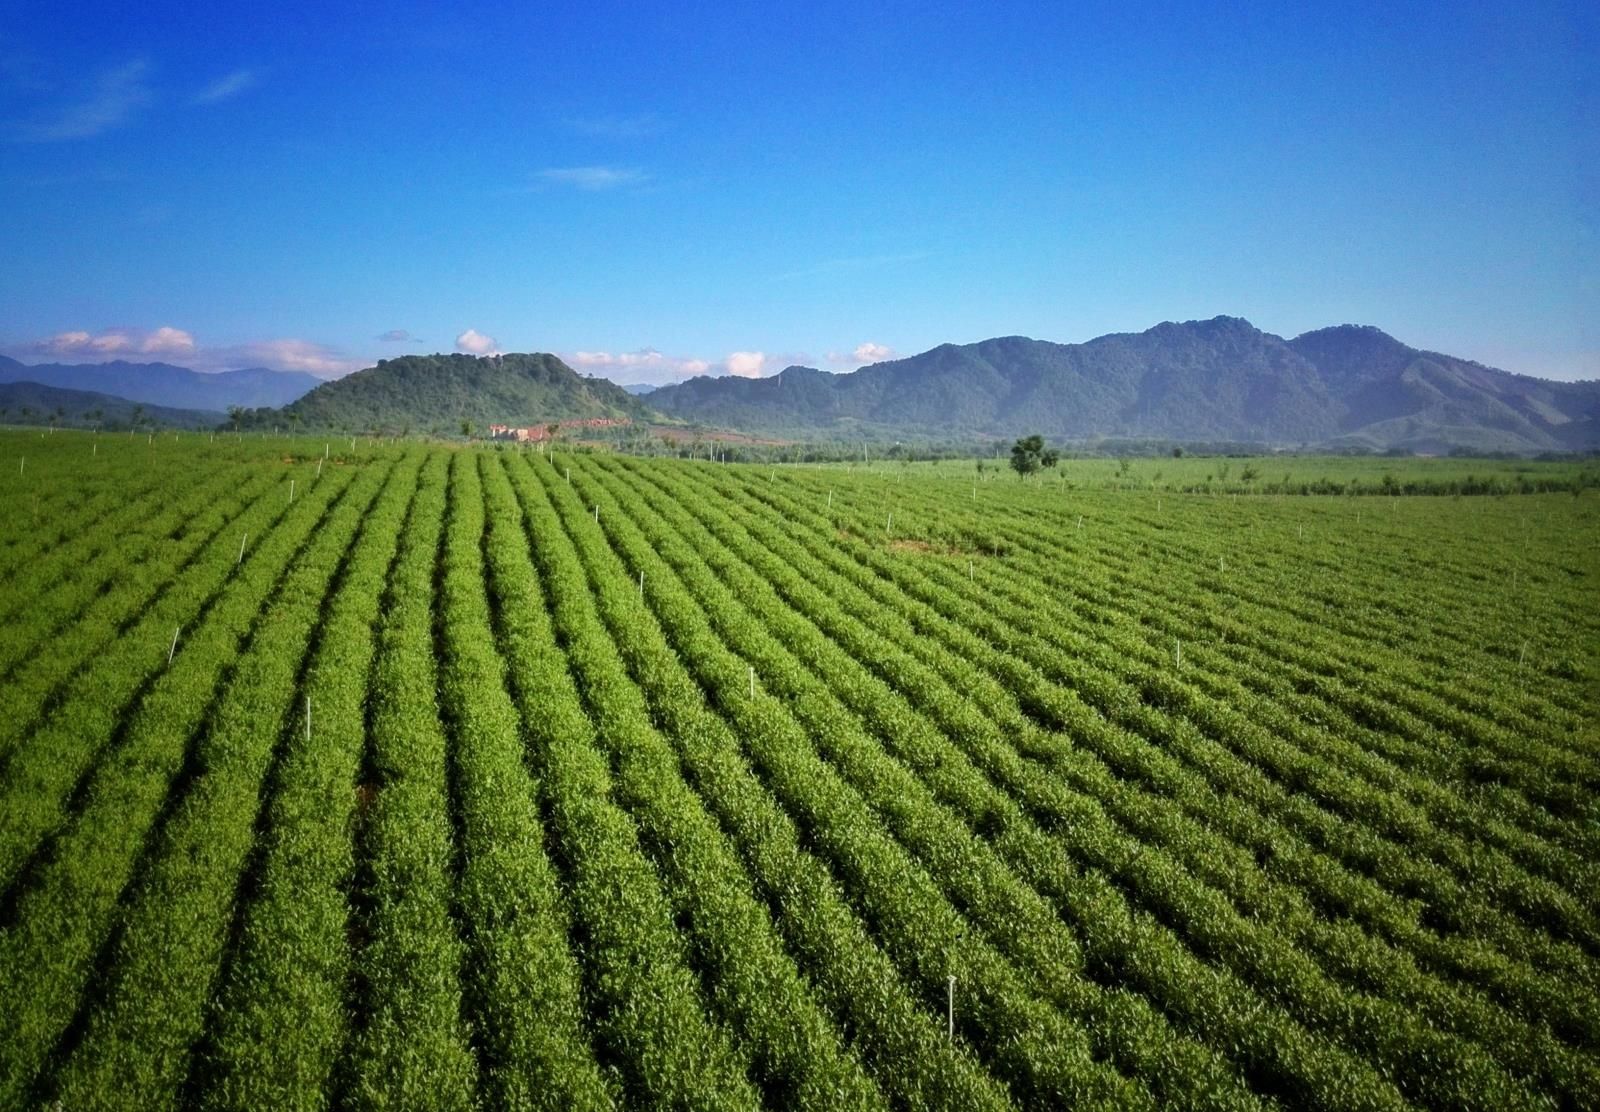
[646,317,1599,451]
[0,356,320,411]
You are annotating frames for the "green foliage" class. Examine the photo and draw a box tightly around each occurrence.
[239,352,654,435]
[0,429,1594,1110]
[1009,434,1058,477]
[644,318,1600,453]
[0,382,218,430]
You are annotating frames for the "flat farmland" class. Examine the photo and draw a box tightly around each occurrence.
[0,430,1596,1110]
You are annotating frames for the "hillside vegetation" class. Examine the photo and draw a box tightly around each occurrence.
[648,318,1600,452]
[243,352,654,434]
[0,381,223,429]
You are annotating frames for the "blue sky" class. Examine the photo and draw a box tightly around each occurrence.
[1,0,1594,383]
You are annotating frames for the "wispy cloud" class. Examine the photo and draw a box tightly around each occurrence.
[567,347,796,386]
[218,338,359,376]
[34,325,195,358]
[377,328,418,342]
[7,59,152,141]
[569,348,707,383]
[8,325,362,377]
[774,251,931,282]
[536,165,648,190]
[565,113,665,139]
[194,67,261,104]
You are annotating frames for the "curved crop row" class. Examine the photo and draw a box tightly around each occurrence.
[611,457,1556,1108]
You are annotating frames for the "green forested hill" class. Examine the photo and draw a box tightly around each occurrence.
[647,318,1600,451]
[243,352,654,433]
[0,381,223,429]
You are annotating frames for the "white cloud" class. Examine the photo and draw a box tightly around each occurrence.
[37,325,192,357]
[220,338,358,376]
[536,166,647,190]
[455,328,499,355]
[143,326,196,355]
[14,326,359,377]
[827,341,897,368]
[40,330,93,354]
[567,348,715,385]
[194,68,261,104]
[725,351,767,378]
[9,59,152,142]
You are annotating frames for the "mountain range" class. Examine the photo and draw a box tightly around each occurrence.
[0,381,225,429]
[4,319,1594,452]
[647,318,1599,452]
[0,356,320,412]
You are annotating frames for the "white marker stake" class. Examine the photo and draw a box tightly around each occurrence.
[324,443,329,460]
[18,458,22,475]
[566,467,571,483]
[748,665,755,699]
[827,490,833,509]
[289,479,295,504]
[1175,639,1182,668]
[237,533,248,566]
[168,626,181,664]
[948,976,956,1040]
[886,513,893,535]
[639,569,644,598]
[305,696,312,743]
[317,457,323,477]
[594,504,599,523]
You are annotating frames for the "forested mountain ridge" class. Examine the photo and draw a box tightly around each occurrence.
[0,381,224,429]
[647,317,1600,451]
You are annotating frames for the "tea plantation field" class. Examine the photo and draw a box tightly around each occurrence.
[0,430,1596,1109]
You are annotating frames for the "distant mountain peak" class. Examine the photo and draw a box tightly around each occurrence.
[647,317,1597,451]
